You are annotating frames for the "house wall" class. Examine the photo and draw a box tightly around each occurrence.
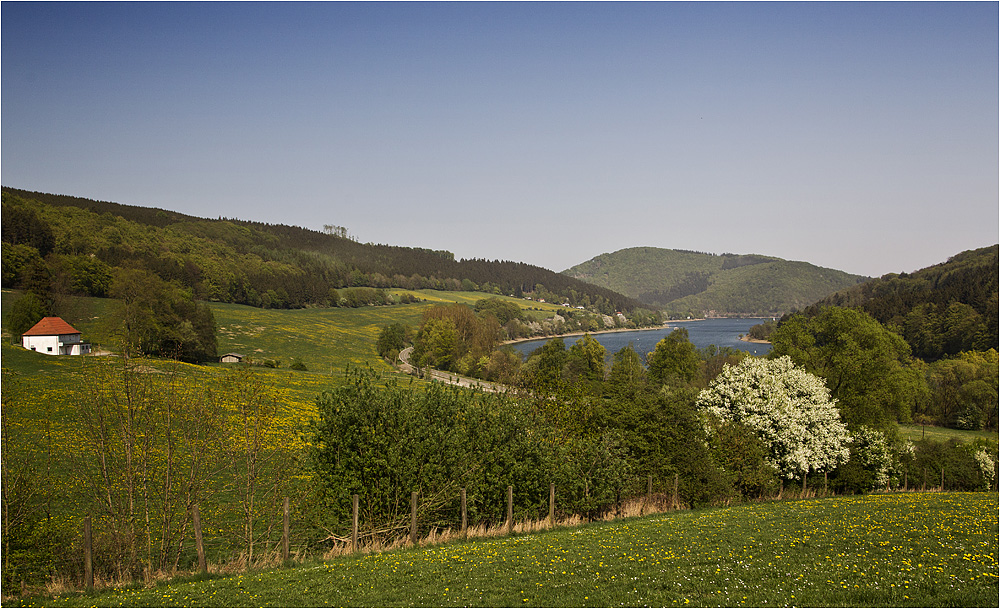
[23,335,61,355]
[22,334,90,355]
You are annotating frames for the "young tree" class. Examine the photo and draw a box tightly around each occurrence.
[646,328,700,387]
[696,356,851,482]
[4,292,49,341]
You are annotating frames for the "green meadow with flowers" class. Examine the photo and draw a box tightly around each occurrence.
[17,492,998,608]
[3,290,998,607]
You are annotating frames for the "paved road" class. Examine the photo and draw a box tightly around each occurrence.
[397,347,504,393]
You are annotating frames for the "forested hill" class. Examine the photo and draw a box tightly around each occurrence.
[798,244,999,361]
[1,187,642,313]
[563,246,869,317]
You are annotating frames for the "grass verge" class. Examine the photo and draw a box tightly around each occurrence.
[14,492,998,608]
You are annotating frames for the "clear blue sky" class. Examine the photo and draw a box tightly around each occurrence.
[3,1,997,277]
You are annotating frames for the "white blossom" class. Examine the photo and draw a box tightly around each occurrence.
[696,356,851,480]
[972,448,995,490]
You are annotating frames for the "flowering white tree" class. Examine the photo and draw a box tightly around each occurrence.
[696,356,850,481]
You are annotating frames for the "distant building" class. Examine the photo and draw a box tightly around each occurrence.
[21,317,91,355]
[220,353,244,363]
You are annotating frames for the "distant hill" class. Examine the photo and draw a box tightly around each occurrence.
[563,247,869,317]
[1,187,643,314]
[800,245,998,360]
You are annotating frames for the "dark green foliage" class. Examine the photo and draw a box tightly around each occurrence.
[705,419,780,500]
[289,358,308,371]
[770,307,923,428]
[2,188,643,314]
[809,245,998,360]
[108,269,217,363]
[4,292,49,339]
[375,322,409,359]
[747,319,776,341]
[1,203,55,257]
[1,243,45,289]
[306,370,576,537]
[630,388,731,509]
[646,328,701,387]
[473,297,525,325]
[923,350,999,430]
[903,438,998,492]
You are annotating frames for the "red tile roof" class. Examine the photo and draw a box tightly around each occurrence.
[22,317,82,336]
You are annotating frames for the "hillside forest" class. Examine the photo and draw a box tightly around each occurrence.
[1,188,645,315]
[0,187,996,595]
[563,246,870,317]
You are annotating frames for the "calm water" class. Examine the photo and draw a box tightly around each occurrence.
[509,318,772,362]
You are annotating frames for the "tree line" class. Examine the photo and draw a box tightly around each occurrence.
[326,307,997,543]
[2,189,642,315]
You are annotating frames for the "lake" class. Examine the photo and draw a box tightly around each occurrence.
[508,318,772,362]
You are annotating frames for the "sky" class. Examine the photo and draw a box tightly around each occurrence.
[2,1,997,278]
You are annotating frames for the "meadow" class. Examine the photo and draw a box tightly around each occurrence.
[2,289,997,606]
[14,492,998,607]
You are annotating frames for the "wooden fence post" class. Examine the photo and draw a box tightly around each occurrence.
[506,485,513,533]
[548,483,555,527]
[923,467,927,491]
[352,494,359,552]
[83,516,93,590]
[941,468,945,490]
[673,474,679,509]
[461,488,467,538]
[282,497,290,562]
[192,504,207,574]
[410,491,418,545]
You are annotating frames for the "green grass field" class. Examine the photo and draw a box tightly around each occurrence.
[16,492,998,608]
[3,289,998,607]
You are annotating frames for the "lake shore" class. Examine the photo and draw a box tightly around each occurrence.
[501,318,715,347]
[740,336,772,345]
[502,323,671,346]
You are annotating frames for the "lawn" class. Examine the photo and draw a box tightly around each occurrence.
[897,423,997,445]
[16,492,998,607]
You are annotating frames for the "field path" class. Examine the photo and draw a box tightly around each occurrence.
[397,347,504,392]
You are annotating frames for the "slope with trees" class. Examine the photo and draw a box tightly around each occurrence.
[802,244,998,361]
[563,247,868,317]
[2,187,642,315]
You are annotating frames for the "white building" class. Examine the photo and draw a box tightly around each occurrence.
[21,317,91,355]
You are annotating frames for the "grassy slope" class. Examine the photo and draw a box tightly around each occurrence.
[20,492,999,607]
[564,247,867,315]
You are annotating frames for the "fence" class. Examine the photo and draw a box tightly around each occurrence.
[13,464,976,599]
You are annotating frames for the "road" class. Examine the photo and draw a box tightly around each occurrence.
[397,347,505,393]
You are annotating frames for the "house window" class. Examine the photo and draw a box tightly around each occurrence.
[47,347,53,352]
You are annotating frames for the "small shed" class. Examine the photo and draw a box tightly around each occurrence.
[22,317,92,355]
[221,353,245,363]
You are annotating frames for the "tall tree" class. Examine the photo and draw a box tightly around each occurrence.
[769,307,925,428]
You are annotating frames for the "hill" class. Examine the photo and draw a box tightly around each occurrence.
[563,247,868,317]
[1,187,643,314]
[800,244,999,360]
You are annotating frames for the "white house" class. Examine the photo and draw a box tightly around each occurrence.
[220,353,244,363]
[21,317,92,355]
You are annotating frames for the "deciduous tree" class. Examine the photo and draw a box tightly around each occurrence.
[696,356,850,481]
